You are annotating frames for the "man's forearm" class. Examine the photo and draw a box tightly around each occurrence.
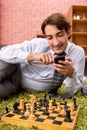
[64,71,82,94]
[0,48,29,64]
[27,54,41,62]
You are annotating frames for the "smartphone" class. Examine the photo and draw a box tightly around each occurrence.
[54,55,65,64]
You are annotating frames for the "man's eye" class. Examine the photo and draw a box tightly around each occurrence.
[57,32,64,37]
[46,36,52,40]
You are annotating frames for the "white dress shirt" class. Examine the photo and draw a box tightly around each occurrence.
[0,38,85,93]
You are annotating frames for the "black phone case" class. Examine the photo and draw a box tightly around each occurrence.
[54,55,65,64]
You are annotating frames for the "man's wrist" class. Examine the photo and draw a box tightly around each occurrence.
[69,70,76,78]
[27,54,41,62]
[27,54,35,62]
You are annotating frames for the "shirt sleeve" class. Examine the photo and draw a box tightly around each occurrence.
[64,47,85,94]
[0,38,48,64]
[64,71,82,94]
[0,40,31,64]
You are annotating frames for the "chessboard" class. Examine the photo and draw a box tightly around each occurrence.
[1,94,80,130]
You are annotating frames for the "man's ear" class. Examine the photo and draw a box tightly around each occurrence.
[67,29,72,39]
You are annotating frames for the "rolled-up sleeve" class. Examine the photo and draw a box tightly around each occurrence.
[0,41,31,64]
[64,45,85,94]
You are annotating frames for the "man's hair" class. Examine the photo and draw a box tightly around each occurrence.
[41,13,71,39]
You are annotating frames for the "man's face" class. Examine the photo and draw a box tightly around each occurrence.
[44,25,70,54]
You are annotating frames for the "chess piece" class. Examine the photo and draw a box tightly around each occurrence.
[56,103,61,113]
[64,101,69,109]
[5,107,9,113]
[43,102,49,115]
[53,99,57,106]
[69,103,75,116]
[59,105,66,116]
[34,102,37,110]
[30,94,36,104]
[39,99,43,107]
[29,106,36,120]
[64,109,72,122]
[24,103,30,117]
[13,102,20,114]
[44,93,47,102]
[18,99,25,112]
[49,95,52,100]
[73,98,78,110]
[49,99,53,110]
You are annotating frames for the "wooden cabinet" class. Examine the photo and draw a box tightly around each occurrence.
[67,5,87,55]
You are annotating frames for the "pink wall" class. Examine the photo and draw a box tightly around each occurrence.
[0,0,87,45]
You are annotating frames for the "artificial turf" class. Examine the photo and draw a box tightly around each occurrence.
[0,85,87,130]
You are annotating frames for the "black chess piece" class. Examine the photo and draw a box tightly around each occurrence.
[49,95,52,100]
[44,93,47,102]
[43,102,49,115]
[73,98,78,110]
[64,109,72,122]
[34,102,37,110]
[53,99,57,106]
[64,101,69,109]
[5,106,9,113]
[39,99,43,106]
[13,102,20,114]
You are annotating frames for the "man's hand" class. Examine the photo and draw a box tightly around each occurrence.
[39,52,54,64]
[27,52,54,64]
[53,57,75,77]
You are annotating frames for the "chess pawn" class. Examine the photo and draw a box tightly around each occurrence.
[56,103,61,113]
[33,95,36,101]
[24,98,27,102]
[69,103,75,116]
[59,105,66,116]
[32,95,36,104]
[18,99,25,112]
[24,104,30,117]
[29,106,36,120]
[49,100,53,110]
[30,95,36,104]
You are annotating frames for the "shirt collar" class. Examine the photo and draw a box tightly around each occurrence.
[64,41,71,56]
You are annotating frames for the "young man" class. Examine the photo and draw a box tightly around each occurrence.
[0,13,85,98]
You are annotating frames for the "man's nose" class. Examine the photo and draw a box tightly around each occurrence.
[53,37,59,45]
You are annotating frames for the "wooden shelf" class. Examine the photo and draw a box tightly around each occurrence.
[73,5,87,12]
[81,45,87,48]
[68,5,87,55]
[73,19,87,23]
[72,32,87,35]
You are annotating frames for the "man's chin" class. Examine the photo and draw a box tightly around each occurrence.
[54,50,63,54]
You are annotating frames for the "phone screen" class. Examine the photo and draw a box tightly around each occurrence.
[54,55,65,64]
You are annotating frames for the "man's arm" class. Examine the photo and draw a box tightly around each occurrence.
[0,40,30,64]
[64,49,85,94]
[0,38,53,64]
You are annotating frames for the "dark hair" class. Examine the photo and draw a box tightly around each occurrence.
[41,13,71,39]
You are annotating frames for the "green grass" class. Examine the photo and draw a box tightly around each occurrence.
[0,85,87,130]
